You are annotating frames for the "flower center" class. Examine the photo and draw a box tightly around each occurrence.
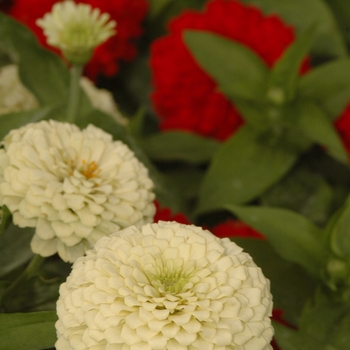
[69,159,101,179]
[147,258,195,294]
[80,160,100,179]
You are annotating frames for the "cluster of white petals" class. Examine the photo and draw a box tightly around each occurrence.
[56,221,274,349]
[0,65,39,115]
[36,0,116,64]
[0,120,155,262]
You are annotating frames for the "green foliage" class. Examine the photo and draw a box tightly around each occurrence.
[0,311,57,350]
[274,290,350,350]
[184,30,269,103]
[0,206,12,237]
[227,205,328,276]
[0,225,33,279]
[261,164,334,226]
[294,100,348,163]
[139,131,220,163]
[267,25,316,105]
[196,126,300,213]
[299,58,350,119]
[0,13,69,105]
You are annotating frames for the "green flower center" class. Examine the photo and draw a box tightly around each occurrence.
[146,258,195,294]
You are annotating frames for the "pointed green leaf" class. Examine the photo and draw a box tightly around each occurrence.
[267,26,315,105]
[240,0,347,58]
[0,13,69,105]
[226,205,328,276]
[299,58,350,119]
[0,311,57,350]
[184,30,269,102]
[140,131,220,163]
[295,100,348,163]
[195,126,299,214]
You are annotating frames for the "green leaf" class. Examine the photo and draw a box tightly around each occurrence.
[299,58,350,119]
[328,204,350,258]
[0,106,56,140]
[0,206,12,237]
[139,131,220,163]
[195,126,299,214]
[282,289,350,350]
[240,0,347,58]
[0,311,57,350]
[184,30,269,102]
[261,165,334,226]
[226,205,328,276]
[0,13,69,105]
[267,26,315,105]
[0,225,34,278]
[295,100,348,163]
[325,0,350,50]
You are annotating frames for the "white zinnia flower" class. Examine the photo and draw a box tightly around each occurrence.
[56,221,274,350]
[0,65,39,115]
[0,120,155,262]
[36,0,116,64]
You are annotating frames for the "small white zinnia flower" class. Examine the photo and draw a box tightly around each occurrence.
[0,120,155,262]
[56,221,274,349]
[36,0,116,64]
[0,65,39,115]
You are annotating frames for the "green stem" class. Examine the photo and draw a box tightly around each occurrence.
[0,254,44,309]
[66,64,83,123]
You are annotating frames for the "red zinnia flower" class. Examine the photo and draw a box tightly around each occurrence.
[153,200,191,225]
[334,102,350,156]
[6,0,148,80]
[211,218,265,239]
[150,0,309,141]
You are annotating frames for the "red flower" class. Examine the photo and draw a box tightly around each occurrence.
[6,0,148,80]
[153,201,191,225]
[334,102,350,156]
[211,218,265,239]
[150,0,309,141]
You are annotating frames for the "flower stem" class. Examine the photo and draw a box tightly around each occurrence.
[66,64,83,123]
[0,254,45,310]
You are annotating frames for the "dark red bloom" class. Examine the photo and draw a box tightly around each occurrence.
[153,201,191,225]
[150,0,309,141]
[6,0,148,80]
[334,102,350,156]
[211,218,265,239]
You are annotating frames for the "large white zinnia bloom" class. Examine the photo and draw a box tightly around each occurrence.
[0,120,155,262]
[56,221,274,349]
